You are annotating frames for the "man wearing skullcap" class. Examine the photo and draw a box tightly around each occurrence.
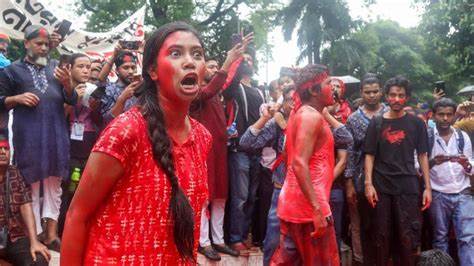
[0,25,77,251]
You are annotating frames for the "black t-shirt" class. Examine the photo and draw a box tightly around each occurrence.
[364,114,428,195]
[223,82,264,139]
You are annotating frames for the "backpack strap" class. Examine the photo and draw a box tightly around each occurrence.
[427,126,435,158]
[374,115,384,149]
[455,128,465,154]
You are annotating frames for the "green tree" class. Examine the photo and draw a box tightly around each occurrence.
[322,20,446,100]
[75,0,279,66]
[417,0,473,78]
[279,0,353,64]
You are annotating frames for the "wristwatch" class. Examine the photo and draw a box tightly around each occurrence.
[465,163,472,173]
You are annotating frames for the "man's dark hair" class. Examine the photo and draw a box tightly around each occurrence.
[114,51,137,68]
[360,73,381,90]
[68,53,89,67]
[384,75,411,96]
[206,57,219,64]
[269,80,279,93]
[283,85,295,98]
[432,98,457,114]
[417,249,455,266]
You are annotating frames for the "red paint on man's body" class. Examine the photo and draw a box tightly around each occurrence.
[278,108,335,222]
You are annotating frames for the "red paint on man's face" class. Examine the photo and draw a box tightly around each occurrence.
[0,140,9,149]
[387,97,407,106]
[319,79,335,106]
[153,31,205,103]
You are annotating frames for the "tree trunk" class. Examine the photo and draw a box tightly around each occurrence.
[313,41,320,64]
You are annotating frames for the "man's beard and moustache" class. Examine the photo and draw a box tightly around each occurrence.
[240,61,253,77]
[27,49,48,67]
[204,72,215,83]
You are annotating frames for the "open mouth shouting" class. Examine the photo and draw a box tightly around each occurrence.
[180,72,200,96]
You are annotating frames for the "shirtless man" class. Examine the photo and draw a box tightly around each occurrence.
[271,64,339,265]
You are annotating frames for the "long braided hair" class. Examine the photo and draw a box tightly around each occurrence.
[135,21,203,261]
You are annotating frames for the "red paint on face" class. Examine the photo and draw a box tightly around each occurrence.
[320,83,335,106]
[387,97,407,106]
[153,31,205,103]
[0,140,8,149]
[38,28,48,38]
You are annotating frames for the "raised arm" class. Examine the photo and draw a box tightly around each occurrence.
[60,153,124,266]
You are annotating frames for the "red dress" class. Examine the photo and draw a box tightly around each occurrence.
[84,108,211,265]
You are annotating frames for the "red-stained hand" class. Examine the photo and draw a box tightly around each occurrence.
[311,208,328,238]
[365,184,378,208]
[421,188,432,211]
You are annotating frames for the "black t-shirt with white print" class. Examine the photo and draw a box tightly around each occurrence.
[364,113,428,195]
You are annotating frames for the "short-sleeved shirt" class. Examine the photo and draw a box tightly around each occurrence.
[278,110,335,223]
[364,114,428,195]
[0,166,32,243]
[84,108,211,265]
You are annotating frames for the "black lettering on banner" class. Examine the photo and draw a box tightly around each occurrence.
[3,9,28,30]
[16,0,45,16]
[105,34,122,44]
[77,36,107,49]
[39,10,58,27]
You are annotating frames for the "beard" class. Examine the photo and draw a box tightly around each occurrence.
[238,61,254,77]
[27,49,48,67]
[204,73,215,83]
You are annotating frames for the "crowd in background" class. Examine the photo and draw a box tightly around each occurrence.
[0,22,472,266]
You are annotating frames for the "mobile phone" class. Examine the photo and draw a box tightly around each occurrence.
[119,40,140,50]
[56,20,72,39]
[434,81,445,91]
[231,33,242,47]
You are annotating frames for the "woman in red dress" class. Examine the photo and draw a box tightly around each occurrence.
[61,22,211,265]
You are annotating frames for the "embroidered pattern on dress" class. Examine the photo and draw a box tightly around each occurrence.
[26,64,48,94]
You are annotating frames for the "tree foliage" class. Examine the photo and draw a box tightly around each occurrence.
[417,0,473,78]
[279,0,353,64]
[74,0,279,66]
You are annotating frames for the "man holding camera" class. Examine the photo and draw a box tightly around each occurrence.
[99,44,141,125]
[429,98,474,266]
[0,25,77,251]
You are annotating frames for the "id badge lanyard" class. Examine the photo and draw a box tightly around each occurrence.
[70,105,85,141]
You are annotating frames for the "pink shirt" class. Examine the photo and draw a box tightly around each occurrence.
[277,112,335,223]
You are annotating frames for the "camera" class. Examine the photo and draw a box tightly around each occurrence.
[119,40,140,50]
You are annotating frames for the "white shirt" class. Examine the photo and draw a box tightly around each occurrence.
[430,126,472,193]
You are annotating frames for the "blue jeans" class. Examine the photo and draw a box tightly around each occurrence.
[429,190,474,266]
[263,187,281,266]
[228,151,261,243]
[330,188,345,251]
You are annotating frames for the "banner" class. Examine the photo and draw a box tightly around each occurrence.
[0,0,145,58]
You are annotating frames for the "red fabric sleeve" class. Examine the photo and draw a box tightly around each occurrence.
[198,70,228,102]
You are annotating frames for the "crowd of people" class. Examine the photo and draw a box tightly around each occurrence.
[0,20,472,266]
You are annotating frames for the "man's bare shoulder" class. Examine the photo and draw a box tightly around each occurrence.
[295,105,323,126]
